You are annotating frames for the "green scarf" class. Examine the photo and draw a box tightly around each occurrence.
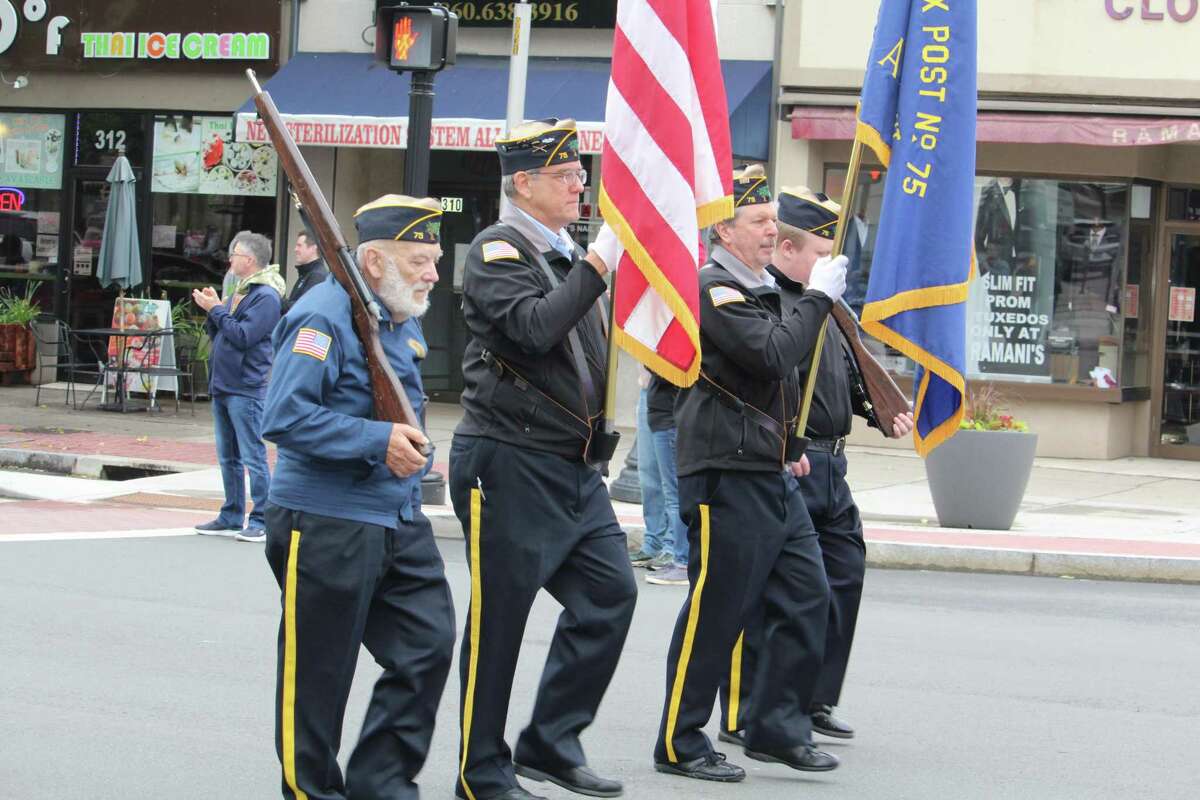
[235,264,287,297]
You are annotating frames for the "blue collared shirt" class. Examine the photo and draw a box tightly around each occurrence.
[514,205,574,260]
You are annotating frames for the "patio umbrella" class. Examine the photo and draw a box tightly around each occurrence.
[96,150,143,290]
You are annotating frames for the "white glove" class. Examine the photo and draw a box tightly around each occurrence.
[588,223,623,274]
[807,254,848,304]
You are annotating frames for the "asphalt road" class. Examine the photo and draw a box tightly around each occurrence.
[2,520,1198,800]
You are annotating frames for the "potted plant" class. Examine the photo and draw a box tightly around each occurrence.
[923,384,1038,530]
[171,301,211,399]
[0,282,42,384]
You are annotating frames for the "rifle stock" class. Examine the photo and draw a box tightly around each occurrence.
[245,70,429,454]
[830,300,911,439]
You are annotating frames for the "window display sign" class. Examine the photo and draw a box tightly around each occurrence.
[0,113,65,190]
[1169,286,1196,323]
[152,115,277,198]
[0,1,281,72]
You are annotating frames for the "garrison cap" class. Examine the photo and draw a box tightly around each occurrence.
[354,195,443,245]
[777,186,840,240]
[495,118,580,175]
[733,164,772,209]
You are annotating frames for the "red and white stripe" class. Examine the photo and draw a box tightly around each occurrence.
[600,0,733,387]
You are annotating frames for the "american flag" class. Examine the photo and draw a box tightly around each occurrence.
[599,0,733,387]
[292,327,332,361]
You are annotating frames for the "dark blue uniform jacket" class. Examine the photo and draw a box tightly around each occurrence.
[262,275,428,528]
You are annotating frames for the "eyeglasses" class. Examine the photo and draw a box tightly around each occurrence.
[528,168,587,186]
[229,252,251,261]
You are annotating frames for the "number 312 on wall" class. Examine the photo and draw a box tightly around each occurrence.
[0,1,72,56]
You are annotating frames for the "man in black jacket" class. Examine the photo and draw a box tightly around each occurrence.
[448,118,635,800]
[652,166,848,783]
[718,187,914,749]
[283,232,329,313]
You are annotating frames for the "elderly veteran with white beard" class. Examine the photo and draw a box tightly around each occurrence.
[260,195,455,800]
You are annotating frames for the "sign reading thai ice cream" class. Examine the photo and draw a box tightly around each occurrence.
[0,1,281,72]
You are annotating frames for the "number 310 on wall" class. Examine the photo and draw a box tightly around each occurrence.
[0,1,73,56]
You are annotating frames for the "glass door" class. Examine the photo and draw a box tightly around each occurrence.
[1156,232,1200,453]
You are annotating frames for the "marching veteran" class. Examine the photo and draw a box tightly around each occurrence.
[260,196,455,800]
[449,118,635,800]
[653,166,847,783]
[719,188,915,751]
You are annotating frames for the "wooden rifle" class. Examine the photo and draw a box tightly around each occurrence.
[245,70,430,455]
[829,298,911,438]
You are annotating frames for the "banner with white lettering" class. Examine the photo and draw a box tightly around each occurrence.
[234,113,607,153]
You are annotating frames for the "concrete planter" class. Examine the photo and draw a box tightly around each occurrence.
[924,429,1038,530]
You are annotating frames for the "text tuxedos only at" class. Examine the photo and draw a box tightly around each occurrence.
[450,200,637,800]
[655,250,833,766]
[260,273,455,800]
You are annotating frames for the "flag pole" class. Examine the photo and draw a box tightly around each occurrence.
[603,270,620,433]
[795,135,866,444]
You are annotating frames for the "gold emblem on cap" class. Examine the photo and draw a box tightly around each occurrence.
[733,164,769,207]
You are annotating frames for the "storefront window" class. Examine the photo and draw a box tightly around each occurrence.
[0,112,66,313]
[825,168,1138,388]
[1166,187,1200,222]
[74,112,146,168]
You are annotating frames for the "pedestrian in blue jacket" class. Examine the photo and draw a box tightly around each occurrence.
[260,196,454,800]
[191,230,283,542]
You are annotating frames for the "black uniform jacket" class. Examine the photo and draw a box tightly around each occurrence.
[284,258,330,313]
[675,247,833,476]
[455,204,609,461]
[769,266,874,439]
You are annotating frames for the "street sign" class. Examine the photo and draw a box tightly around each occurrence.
[377,5,457,72]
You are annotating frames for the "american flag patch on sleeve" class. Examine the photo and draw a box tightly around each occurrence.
[481,240,521,263]
[708,286,746,307]
[292,327,333,361]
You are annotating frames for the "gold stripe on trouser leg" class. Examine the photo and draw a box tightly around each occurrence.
[727,631,744,732]
[458,489,484,800]
[283,530,309,800]
[664,503,711,763]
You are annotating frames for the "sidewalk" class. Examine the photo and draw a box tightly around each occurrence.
[3,384,1199,582]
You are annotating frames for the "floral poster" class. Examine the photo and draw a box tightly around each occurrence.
[106,298,178,396]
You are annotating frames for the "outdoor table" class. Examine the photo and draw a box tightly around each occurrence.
[72,327,174,413]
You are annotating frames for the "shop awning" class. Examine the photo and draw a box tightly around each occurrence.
[236,53,773,160]
[791,106,1200,148]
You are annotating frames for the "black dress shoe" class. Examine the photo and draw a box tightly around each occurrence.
[716,729,746,748]
[514,762,622,798]
[811,704,856,739]
[480,787,549,800]
[744,743,839,772]
[654,751,746,782]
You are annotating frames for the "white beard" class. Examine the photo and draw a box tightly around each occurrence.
[377,255,432,319]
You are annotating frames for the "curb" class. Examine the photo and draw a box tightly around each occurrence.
[423,509,1200,584]
[0,447,209,480]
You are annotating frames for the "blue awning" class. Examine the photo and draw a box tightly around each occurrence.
[235,52,772,161]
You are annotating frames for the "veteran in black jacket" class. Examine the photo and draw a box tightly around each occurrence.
[717,188,914,752]
[448,118,635,800]
[653,166,849,783]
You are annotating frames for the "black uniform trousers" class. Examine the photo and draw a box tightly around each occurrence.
[264,504,456,800]
[448,435,638,800]
[654,469,829,765]
[719,452,866,733]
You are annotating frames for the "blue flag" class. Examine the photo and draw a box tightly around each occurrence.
[857,0,977,456]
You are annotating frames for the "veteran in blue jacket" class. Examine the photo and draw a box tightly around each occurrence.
[261,195,455,800]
